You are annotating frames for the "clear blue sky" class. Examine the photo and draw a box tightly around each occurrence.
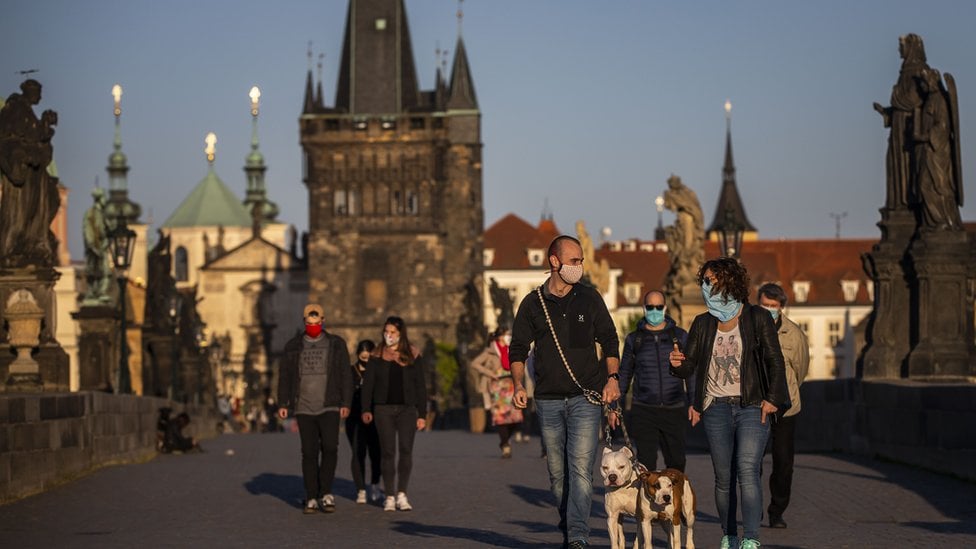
[3,0,975,260]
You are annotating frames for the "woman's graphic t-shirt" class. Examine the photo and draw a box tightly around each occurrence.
[705,323,742,400]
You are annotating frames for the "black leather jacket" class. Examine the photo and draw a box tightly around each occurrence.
[669,303,790,412]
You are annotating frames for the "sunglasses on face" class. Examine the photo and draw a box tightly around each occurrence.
[307,312,320,319]
[644,304,665,311]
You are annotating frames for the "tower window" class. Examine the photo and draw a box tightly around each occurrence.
[380,118,396,131]
[175,246,189,282]
[325,119,340,131]
[406,190,419,215]
[410,117,425,130]
[353,118,368,131]
[391,190,402,215]
[374,18,387,30]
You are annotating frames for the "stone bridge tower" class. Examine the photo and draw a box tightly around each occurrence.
[300,0,484,347]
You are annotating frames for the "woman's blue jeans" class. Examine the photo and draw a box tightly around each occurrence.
[702,400,770,541]
[536,396,602,545]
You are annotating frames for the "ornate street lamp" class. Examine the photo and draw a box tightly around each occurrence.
[108,215,136,394]
[714,207,745,258]
[168,291,183,401]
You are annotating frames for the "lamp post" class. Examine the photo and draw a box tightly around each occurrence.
[108,215,136,394]
[715,207,745,259]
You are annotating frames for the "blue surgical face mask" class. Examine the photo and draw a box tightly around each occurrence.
[702,281,742,322]
[762,305,780,321]
[645,309,665,326]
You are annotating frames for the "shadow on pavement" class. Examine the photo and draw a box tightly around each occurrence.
[508,484,555,507]
[244,473,303,508]
[391,520,553,548]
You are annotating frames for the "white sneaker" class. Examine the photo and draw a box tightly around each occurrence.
[356,490,367,504]
[396,492,412,511]
[321,494,335,513]
[304,498,320,514]
[383,496,396,512]
[370,484,384,502]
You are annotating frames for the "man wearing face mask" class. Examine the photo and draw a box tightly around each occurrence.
[510,235,621,549]
[617,290,694,472]
[278,304,353,514]
[757,283,809,530]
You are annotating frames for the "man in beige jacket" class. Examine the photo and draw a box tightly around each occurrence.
[758,283,809,530]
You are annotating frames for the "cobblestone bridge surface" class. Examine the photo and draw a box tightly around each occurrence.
[1,429,974,547]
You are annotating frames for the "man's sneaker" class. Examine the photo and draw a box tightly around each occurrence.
[321,494,336,513]
[356,490,367,504]
[304,498,320,515]
[383,496,396,512]
[768,515,787,528]
[395,492,412,511]
[370,484,384,502]
[720,535,739,549]
[739,539,761,549]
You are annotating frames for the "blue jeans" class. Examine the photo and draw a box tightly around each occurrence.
[702,401,770,541]
[536,396,603,544]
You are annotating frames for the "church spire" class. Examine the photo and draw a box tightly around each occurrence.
[244,86,279,225]
[303,44,316,114]
[446,2,478,111]
[707,100,756,245]
[104,83,141,224]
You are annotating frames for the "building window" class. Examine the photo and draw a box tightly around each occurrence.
[325,119,340,131]
[406,190,419,215]
[334,190,347,215]
[410,117,425,130]
[793,281,810,303]
[827,320,842,347]
[841,280,860,303]
[391,190,402,215]
[796,320,810,335]
[374,18,387,30]
[353,118,368,131]
[624,283,642,305]
[483,249,495,267]
[527,248,544,267]
[365,280,387,310]
[175,246,188,282]
[380,118,396,131]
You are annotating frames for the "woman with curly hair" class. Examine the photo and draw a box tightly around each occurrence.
[668,257,790,549]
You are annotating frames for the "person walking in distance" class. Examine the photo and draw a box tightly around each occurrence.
[361,317,427,512]
[757,283,809,529]
[510,235,621,549]
[471,327,524,458]
[347,340,383,504]
[668,258,790,549]
[618,290,694,472]
[277,304,353,514]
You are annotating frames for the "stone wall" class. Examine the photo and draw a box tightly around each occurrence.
[0,392,220,503]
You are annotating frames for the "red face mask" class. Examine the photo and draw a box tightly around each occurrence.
[305,324,323,338]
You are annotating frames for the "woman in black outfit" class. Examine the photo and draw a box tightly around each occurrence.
[347,340,383,504]
[361,316,427,512]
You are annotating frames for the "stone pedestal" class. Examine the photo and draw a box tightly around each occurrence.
[860,208,915,378]
[72,305,118,392]
[907,230,976,379]
[671,283,705,332]
[0,266,69,392]
[143,332,178,399]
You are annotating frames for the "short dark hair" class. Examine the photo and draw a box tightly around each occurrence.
[547,235,581,264]
[697,257,750,303]
[757,283,788,307]
[356,339,376,355]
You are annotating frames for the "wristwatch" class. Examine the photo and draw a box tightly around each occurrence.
[607,373,619,380]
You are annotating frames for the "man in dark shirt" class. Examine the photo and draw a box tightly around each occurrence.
[510,235,620,549]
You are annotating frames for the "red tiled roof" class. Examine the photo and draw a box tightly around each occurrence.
[484,214,561,269]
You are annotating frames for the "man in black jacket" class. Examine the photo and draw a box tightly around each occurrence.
[618,290,693,472]
[277,304,353,514]
[511,235,620,549]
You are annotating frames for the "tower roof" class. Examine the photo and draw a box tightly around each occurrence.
[707,122,757,234]
[334,0,420,114]
[163,167,252,228]
[446,36,478,110]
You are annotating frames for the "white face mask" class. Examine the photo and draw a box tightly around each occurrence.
[501,334,512,346]
[557,263,584,285]
[384,333,399,347]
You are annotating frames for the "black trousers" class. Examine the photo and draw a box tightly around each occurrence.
[629,404,688,471]
[497,423,522,447]
[345,415,382,490]
[296,411,340,501]
[373,405,418,495]
[767,413,797,518]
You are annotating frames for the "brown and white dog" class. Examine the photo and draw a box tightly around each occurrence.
[642,468,696,549]
[601,446,652,549]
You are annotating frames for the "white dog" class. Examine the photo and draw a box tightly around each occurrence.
[601,446,652,549]
[641,468,696,549]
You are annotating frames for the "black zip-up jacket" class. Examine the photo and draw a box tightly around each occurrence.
[361,356,428,417]
[619,317,694,408]
[277,331,353,413]
[670,304,790,412]
[510,281,620,400]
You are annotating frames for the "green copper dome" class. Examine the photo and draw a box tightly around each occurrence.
[163,167,252,228]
